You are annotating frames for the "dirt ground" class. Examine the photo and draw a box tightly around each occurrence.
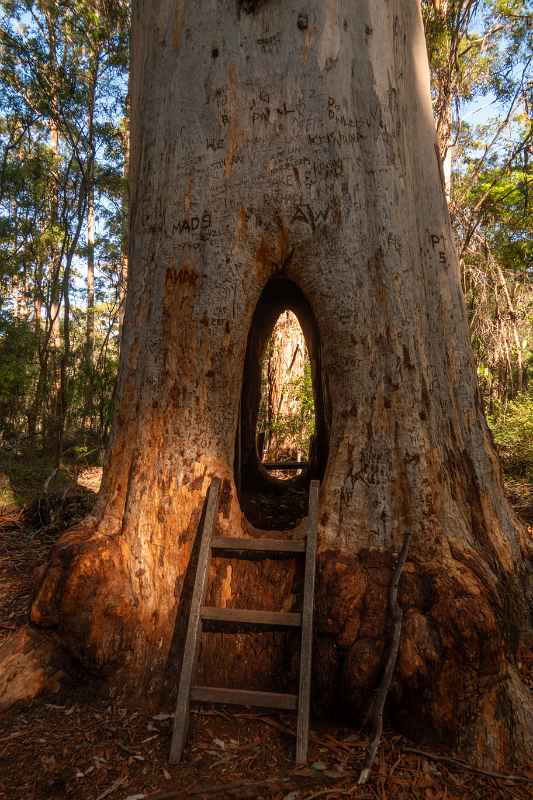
[2,694,532,800]
[0,460,532,800]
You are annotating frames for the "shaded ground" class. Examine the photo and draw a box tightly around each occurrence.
[1,694,532,800]
[0,448,101,509]
[0,455,532,799]
[0,448,99,645]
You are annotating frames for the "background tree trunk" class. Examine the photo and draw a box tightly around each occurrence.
[31,0,531,769]
[84,48,99,393]
[86,186,95,364]
[118,96,130,335]
[261,311,306,461]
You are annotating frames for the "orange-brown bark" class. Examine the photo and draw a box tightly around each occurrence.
[14,0,533,769]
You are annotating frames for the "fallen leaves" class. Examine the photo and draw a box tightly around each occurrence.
[2,697,533,800]
[2,480,532,800]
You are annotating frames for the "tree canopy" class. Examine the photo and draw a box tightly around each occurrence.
[0,0,531,472]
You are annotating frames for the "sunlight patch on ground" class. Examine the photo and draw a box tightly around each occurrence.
[77,468,103,494]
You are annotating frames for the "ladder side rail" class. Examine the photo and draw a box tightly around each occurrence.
[169,477,221,764]
[296,480,319,763]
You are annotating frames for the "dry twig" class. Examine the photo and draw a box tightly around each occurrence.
[358,529,413,784]
[401,746,533,785]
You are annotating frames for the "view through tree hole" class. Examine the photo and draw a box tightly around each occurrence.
[257,311,315,480]
[236,278,329,531]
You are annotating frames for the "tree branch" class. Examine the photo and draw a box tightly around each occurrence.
[358,528,413,784]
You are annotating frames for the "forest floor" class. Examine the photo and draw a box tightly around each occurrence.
[0,452,532,800]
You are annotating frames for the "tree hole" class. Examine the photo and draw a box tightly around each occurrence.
[236,278,329,530]
[257,311,314,479]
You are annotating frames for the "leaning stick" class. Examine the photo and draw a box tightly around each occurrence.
[358,528,413,784]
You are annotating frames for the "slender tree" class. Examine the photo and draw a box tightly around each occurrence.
[0,0,129,448]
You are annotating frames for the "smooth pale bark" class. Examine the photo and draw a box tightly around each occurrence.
[86,185,95,363]
[493,260,524,393]
[29,0,531,768]
[45,118,62,448]
[427,0,453,196]
[46,9,61,355]
[83,182,96,435]
[85,50,99,372]
[118,103,130,334]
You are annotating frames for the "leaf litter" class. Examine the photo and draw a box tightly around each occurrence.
[1,476,532,799]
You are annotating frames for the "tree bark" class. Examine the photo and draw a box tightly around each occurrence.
[428,0,453,196]
[85,49,99,375]
[43,6,63,449]
[56,188,87,462]
[29,0,531,769]
[118,96,130,336]
[86,185,95,364]
[493,259,524,394]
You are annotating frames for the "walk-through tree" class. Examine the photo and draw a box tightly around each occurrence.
[25,0,532,768]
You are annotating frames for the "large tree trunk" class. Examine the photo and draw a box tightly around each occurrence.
[29,0,531,768]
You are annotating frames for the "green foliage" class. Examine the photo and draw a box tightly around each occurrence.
[266,362,316,459]
[258,337,316,463]
[0,0,529,482]
[422,1,531,413]
[0,0,128,457]
[0,314,38,432]
[458,151,532,272]
[488,392,533,477]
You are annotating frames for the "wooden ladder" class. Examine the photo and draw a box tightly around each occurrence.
[169,478,319,765]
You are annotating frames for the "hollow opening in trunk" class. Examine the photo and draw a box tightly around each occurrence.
[236,277,329,530]
[257,310,314,480]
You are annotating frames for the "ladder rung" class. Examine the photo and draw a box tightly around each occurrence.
[262,461,308,470]
[191,686,298,711]
[201,607,302,627]
[170,477,320,766]
[212,536,306,554]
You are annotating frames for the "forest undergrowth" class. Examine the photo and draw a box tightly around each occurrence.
[0,432,532,800]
